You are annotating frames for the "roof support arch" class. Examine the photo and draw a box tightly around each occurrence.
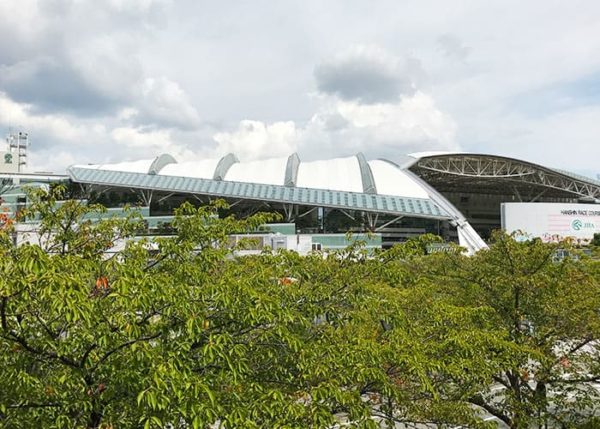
[284,153,300,187]
[213,153,239,181]
[148,154,177,175]
[356,152,377,194]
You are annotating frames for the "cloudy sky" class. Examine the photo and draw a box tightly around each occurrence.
[1,0,599,177]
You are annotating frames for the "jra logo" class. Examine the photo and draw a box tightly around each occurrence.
[571,219,595,231]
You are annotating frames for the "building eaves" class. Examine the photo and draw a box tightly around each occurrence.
[67,166,452,220]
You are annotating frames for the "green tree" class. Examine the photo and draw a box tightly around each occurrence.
[0,189,514,428]
[6,189,596,428]
[423,232,600,428]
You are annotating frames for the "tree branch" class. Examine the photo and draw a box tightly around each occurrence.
[80,343,98,368]
[1,332,79,369]
[32,311,59,340]
[6,401,63,409]
[90,332,161,372]
[469,394,512,426]
[492,374,510,389]
[0,297,7,331]
[560,335,593,360]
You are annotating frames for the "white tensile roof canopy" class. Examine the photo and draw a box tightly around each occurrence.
[72,152,430,199]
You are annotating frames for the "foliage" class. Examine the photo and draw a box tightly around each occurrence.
[1,189,599,428]
[0,178,16,198]
[420,232,600,428]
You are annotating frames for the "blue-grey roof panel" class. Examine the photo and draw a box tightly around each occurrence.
[68,167,452,219]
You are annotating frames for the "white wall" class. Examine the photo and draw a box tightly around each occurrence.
[502,202,600,243]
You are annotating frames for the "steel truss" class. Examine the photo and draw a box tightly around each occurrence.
[416,156,600,200]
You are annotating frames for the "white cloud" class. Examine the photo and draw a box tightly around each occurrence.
[67,36,143,102]
[302,92,458,159]
[0,0,194,124]
[29,150,78,174]
[478,105,600,171]
[437,34,470,62]
[134,77,201,129]
[211,43,457,162]
[213,120,299,160]
[0,92,197,172]
[211,91,457,161]
[335,92,456,143]
[0,92,87,144]
[111,127,172,149]
[314,44,423,103]
[2,1,600,176]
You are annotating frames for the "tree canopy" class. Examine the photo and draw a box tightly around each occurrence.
[1,188,599,428]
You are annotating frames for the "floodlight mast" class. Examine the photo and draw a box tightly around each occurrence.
[6,131,29,172]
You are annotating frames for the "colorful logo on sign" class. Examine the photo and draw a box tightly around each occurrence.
[572,219,583,231]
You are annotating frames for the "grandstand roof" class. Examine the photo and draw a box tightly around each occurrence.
[72,153,434,196]
[405,152,600,201]
[68,152,450,220]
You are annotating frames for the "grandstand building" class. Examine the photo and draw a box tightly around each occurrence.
[2,128,597,255]
[65,152,600,254]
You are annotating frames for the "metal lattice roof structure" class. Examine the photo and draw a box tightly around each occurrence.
[407,153,600,201]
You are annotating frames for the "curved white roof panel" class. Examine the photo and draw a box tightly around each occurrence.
[368,159,429,199]
[224,157,287,186]
[296,156,363,193]
[159,159,219,179]
[73,154,436,200]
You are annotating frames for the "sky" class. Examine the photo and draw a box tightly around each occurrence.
[0,0,599,178]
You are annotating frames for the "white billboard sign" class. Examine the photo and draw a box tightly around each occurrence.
[501,202,600,243]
